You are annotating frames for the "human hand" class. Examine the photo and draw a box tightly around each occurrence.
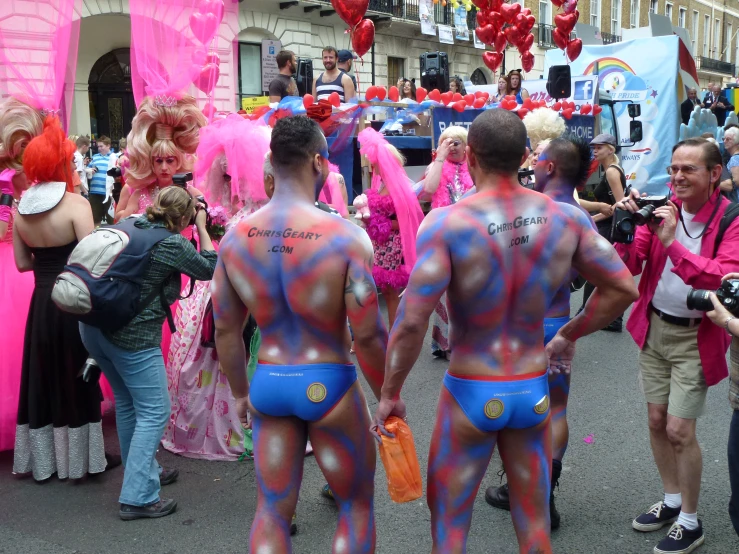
[706,292,734,331]
[195,202,208,226]
[435,139,452,163]
[652,201,679,247]
[545,332,576,376]
[614,187,643,213]
[235,396,251,429]
[370,396,407,442]
[599,203,614,216]
[722,273,739,282]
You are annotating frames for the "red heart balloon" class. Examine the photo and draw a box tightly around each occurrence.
[365,86,377,101]
[464,94,475,106]
[562,108,574,120]
[517,108,529,119]
[192,63,220,94]
[416,87,427,102]
[504,25,524,49]
[473,97,487,108]
[579,103,592,115]
[566,38,583,61]
[520,15,536,34]
[329,91,341,107]
[189,11,219,45]
[593,105,603,115]
[503,99,517,110]
[489,0,503,10]
[482,92,490,102]
[475,24,497,44]
[505,95,517,102]
[494,32,507,54]
[389,86,400,102]
[522,7,531,15]
[482,51,503,72]
[428,88,442,103]
[551,0,565,6]
[476,10,490,27]
[567,101,576,110]
[303,94,314,109]
[552,101,562,111]
[522,97,534,110]
[352,19,375,58]
[452,92,463,102]
[202,102,216,119]
[331,0,369,28]
[376,86,387,101]
[521,49,535,73]
[521,33,534,52]
[500,2,521,24]
[441,91,453,105]
[472,0,491,8]
[474,91,485,98]
[452,100,466,113]
[552,28,569,50]
[488,11,504,31]
[555,12,578,35]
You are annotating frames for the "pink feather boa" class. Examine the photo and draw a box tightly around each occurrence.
[431,159,474,209]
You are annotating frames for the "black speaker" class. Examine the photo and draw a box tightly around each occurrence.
[546,65,571,99]
[420,51,449,92]
[294,58,313,97]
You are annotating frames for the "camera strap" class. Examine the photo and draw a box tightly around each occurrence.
[678,196,721,240]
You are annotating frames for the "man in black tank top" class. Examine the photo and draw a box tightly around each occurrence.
[312,46,355,103]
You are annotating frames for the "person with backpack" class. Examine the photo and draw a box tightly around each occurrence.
[78,186,216,520]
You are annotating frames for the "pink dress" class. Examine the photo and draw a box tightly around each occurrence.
[365,189,409,290]
[0,210,34,451]
[161,202,266,460]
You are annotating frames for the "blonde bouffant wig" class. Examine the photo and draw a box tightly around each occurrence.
[124,95,207,189]
[0,98,44,173]
[522,108,566,151]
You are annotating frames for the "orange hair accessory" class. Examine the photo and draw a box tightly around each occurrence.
[22,115,76,192]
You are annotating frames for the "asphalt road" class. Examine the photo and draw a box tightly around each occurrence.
[1,292,738,554]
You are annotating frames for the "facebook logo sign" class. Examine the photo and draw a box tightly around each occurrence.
[574,80,593,101]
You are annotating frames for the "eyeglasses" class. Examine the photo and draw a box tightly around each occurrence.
[666,165,708,175]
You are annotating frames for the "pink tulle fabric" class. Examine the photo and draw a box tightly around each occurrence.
[0,0,81,128]
[319,162,349,217]
[357,128,423,271]
[431,159,475,209]
[365,189,410,290]
[195,114,270,207]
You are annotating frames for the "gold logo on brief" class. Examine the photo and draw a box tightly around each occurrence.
[306,383,327,403]
[484,399,504,419]
[534,395,550,414]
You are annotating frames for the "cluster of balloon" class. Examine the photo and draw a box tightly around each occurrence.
[302,92,342,108]
[473,0,536,73]
[331,0,374,58]
[499,95,548,118]
[548,99,602,119]
[189,0,225,101]
[551,0,583,61]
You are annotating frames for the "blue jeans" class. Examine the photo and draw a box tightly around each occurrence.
[79,324,169,507]
[730,409,739,537]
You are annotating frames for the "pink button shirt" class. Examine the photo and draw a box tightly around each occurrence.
[616,189,739,386]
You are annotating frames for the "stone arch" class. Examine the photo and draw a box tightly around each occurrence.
[470,67,488,85]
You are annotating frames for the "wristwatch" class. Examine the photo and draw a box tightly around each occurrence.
[725,316,736,332]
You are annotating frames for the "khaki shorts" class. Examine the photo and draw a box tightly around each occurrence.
[638,311,707,419]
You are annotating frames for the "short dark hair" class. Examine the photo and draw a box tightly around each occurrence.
[97,135,111,147]
[270,116,326,171]
[75,136,90,148]
[276,50,295,69]
[672,138,723,188]
[322,46,338,58]
[546,135,592,188]
[468,109,526,173]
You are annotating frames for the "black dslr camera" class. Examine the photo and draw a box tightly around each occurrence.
[172,173,207,226]
[686,279,739,315]
[611,195,670,244]
[518,168,534,189]
[106,167,122,179]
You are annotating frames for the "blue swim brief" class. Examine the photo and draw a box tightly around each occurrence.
[543,315,570,345]
[249,363,357,422]
[443,371,550,433]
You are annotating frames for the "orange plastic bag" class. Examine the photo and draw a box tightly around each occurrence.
[378,416,423,503]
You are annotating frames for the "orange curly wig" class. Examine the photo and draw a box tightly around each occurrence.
[22,116,76,191]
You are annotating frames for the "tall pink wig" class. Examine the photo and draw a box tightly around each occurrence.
[319,163,350,217]
[358,127,423,270]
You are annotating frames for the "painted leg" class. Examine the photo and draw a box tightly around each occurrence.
[248,407,308,554]
[427,387,498,554]
[383,287,401,332]
[498,416,553,554]
[309,382,377,554]
[548,372,570,461]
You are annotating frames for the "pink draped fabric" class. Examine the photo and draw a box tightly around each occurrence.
[357,128,423,271]
[0,0,81,130]
[319,162,349,217]
[195,114,271,207]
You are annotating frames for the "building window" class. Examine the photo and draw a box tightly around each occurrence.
[630,0,639,28]
[238,42,262,106]
[703,14,710,57]
[387,56,405,88]
[727,24,733,62]
[590,0,600,27]
[611,0,621,35]
[692,11,699,53]
[678,7,686,28]
[714,18,721,58]
[649,0,658,15]
[664,2,672,22]
[539,0,551,25]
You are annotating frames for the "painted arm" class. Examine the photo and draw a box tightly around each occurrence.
[344,232,388,400]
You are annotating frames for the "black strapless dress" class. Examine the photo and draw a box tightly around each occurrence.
[13,241,106,480]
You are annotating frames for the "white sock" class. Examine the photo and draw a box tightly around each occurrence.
[664,492,682,509]
[676,511,699,530]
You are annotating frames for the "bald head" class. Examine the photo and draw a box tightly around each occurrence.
[467,109,527,174]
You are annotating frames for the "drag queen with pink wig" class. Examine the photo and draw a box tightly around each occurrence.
[162,114,271,460]
[357,127,423,330]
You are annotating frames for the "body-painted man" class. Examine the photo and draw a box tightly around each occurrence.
[213,116,388,553]
[485,135,597,529]
[372,110,638,554]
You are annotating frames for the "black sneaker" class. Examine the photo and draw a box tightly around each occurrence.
[119,498,177,521]
[484,483,511,511]
[160,468,179,486]
[632,501,681,532]
[653,521,705,554]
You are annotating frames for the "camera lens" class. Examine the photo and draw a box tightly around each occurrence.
[634,204,655,226]
[617,216,636,235]
[686,288,713,311]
